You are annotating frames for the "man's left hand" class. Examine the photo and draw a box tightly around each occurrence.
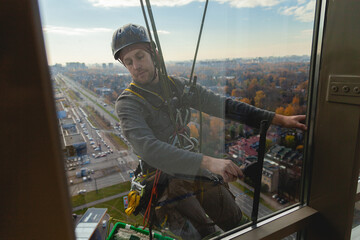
[272,114,307,131]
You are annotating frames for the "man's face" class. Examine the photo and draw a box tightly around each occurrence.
[122,49,158,86]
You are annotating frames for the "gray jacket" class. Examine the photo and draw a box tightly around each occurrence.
[115,76,274,176]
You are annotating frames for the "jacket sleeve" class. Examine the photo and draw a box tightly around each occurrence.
[184,78,275,129]
[115,96,203,176]
[225,98,275,129]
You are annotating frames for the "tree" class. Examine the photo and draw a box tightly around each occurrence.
[284,104,295,116]
[261,183,269,193]
[240,98,251,104]
[231,88,242,98]
[238,124,244,137]
[275,106,285,115]
[229,125,236,139]
[209,117,224,137]
[254,90,266,108]
[189,124,199,138]
[292,96,300,105]
[285,135,295,149]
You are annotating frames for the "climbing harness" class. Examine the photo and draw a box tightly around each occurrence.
[124,77,200,151]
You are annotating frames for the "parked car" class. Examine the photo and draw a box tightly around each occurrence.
[77,189,87,195]
[272,194,278,199]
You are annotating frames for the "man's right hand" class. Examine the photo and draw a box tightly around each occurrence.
[201,155,243,182]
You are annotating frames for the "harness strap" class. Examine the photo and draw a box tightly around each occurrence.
[143,169,162,229]
[124,77,178,110]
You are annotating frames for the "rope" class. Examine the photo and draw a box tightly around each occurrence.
[143,169,162,229]
[189,0,209,84]
[140,0,182,147]
[189,0,209,153]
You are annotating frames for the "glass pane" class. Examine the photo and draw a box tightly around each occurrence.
[39,0,316,239]
[283,233,297,240]
[351,200,360,239]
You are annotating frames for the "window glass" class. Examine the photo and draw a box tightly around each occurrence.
[283,233,297,240]
[39,0,316,238]
[352,200,360,239]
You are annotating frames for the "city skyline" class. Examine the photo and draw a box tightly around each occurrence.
[39,0,316,65]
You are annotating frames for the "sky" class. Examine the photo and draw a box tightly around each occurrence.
[38,0,316,65]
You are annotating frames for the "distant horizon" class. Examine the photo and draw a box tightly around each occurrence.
[50,54,311,66]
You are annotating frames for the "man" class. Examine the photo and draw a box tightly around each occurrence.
[112,23,307,239]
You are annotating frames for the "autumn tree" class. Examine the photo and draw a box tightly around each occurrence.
[231,88,242,98]
[275,106,285,115]
[291,96,300,114]
[209,117,224,138]
[284,104,295,116]
[189,124,199,138]
[254,90,266,108]
[285,135,295,149]
[240,98,251,104]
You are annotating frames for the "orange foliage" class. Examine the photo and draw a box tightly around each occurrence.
[189,124,199,138]
[240,98,251,104]
[231,88,242,97]
[209,117,224,137]
[284,104,295,116]
[254,90,266,108]
[292,96,300,105]
[275,106,285,115]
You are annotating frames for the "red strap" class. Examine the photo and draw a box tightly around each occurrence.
[143,170,161,229]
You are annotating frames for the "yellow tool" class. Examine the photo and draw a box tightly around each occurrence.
[125,191,141,216]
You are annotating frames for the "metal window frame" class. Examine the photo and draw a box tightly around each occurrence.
[2,0,360,239]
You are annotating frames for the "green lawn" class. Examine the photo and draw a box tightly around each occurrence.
[72,182,131,207]
[110,133,128,149]
[77,88,120,122]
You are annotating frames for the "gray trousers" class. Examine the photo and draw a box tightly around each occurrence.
[155,178,242,239]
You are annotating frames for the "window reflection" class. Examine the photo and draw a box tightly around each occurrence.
[41,0,315,238]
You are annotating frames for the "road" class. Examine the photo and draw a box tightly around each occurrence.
[56,74,135,196]
[58,73,120,127]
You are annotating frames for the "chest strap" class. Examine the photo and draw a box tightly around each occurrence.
[124,77,179,110]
